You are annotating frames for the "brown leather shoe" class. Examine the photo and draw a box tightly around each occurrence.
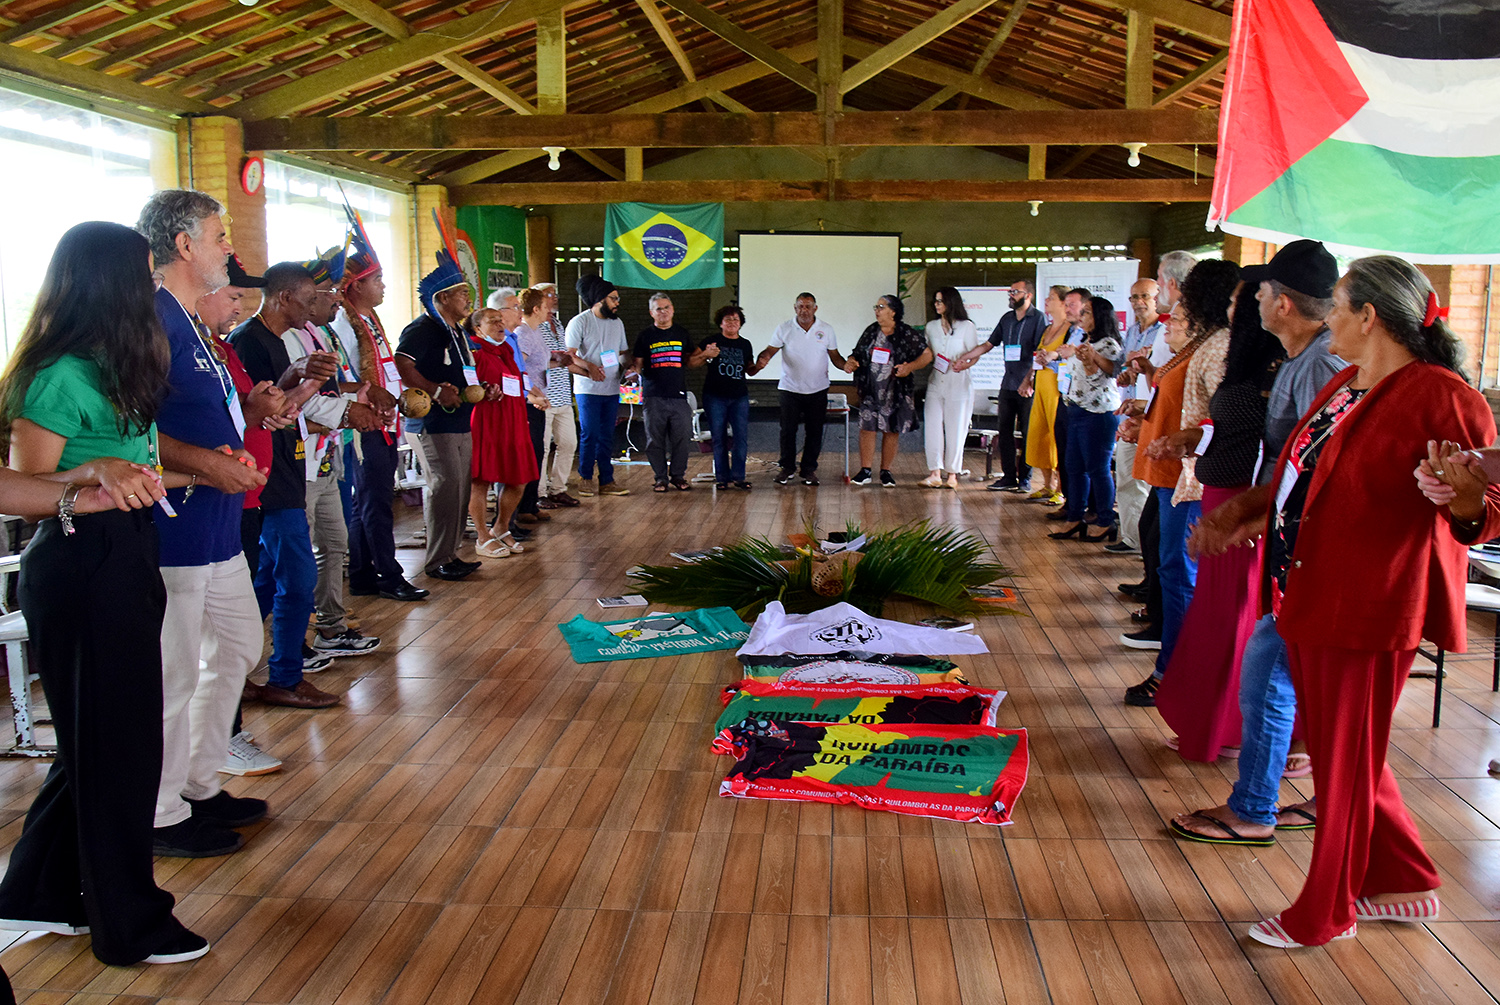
[242,680,267,703]
[555,492,581,507]
[531,510,551,522]
[259,680,340,709]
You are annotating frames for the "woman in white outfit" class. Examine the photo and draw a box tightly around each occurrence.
[921,286,981,488]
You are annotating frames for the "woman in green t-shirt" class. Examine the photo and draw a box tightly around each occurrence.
[0,221,208,967]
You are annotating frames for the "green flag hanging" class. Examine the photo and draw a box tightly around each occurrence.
[604,202,725,289]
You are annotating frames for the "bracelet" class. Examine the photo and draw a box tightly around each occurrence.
[57,482,82,536]
[183,473,198,501]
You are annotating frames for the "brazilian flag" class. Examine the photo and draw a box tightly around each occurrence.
[604,202,724,289]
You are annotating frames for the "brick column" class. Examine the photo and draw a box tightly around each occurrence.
[176,116,267,273]
[414,184,450,314]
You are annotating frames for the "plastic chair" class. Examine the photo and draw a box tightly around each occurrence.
[1418,571,1500,728]
[0,553,52,758]
[826,393,851,480]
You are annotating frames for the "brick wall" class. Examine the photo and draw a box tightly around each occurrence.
[175,116,267,273]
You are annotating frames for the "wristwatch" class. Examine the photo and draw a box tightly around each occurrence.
[57,482,82,536]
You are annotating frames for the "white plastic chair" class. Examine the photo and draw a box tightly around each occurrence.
[1417,551,1500,728]
[826,393,851,480]
[0,552,51,758]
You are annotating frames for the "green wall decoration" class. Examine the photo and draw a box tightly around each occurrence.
[456,205,530,303]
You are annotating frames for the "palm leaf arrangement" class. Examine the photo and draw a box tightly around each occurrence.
[628,520,1016,620]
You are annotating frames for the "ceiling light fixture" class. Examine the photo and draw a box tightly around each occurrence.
[1028,200,1042,217]
[543,146,565,170]
[1123,142,1146,168]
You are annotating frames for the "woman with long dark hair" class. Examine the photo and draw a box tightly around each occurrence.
[1155,282,1286,762]
[921,286,980,488]
[843,294,932,487]
[1125,259,1240,707]
[1193,256,1495,948]
[1048,296,1124,539]
[1024,285,1071,503]
[0,221,210,965]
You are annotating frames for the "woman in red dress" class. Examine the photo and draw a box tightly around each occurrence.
[467,304,542,558]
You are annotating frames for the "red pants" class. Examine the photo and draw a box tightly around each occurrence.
[1281,643,1441,945]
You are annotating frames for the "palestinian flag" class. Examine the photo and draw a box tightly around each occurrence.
[718,720,1029,826]
[1209,0,1500,262]
[711,679,1005,746]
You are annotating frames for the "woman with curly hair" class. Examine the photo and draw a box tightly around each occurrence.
[701,303,755,489]
[842,294,932,487]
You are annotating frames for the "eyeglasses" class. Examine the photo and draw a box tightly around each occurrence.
[873,304,891,311]
[1128,294,1154,301]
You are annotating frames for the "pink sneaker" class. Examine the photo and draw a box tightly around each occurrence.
[1248,914,1357,948]
[1353,895,1439,923]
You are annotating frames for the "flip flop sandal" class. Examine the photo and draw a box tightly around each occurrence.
[1283,754,1314,778]
[1167,811,1276,847]
[1275,805,1317,831]
[652,482,668,493]
[671,480,692,491]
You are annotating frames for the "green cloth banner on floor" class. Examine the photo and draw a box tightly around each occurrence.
[712,680,1004,744]
[718,720,1029,825]
[558,606,749,663]
[603,202,724,289]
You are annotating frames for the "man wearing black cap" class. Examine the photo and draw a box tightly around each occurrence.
[566,274,633,496]
[1167,239,1342,844]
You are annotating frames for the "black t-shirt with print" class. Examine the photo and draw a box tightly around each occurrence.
[699,334,754,400]
[632,323,696,399]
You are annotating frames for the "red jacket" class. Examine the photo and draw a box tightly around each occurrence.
[1267,362,1500,652]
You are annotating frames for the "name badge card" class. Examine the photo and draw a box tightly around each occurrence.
[933,354,951,374]
[462,365,479,387]
[226,391,247,438]
[871,347,891,366]
[502,374,522,397]
[1057,371,1073,396]
[600,349,619,369]
[382,360,402,388]
[523,373,533,392]
[1275,460,1299,513]
[1143,385,1158,415]
[1004,344,1023,362]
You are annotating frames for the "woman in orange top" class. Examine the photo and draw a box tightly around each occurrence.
[1023,285,1071,504]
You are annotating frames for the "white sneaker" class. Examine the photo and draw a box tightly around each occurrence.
[311,628,381,657]
[0,918,89,936]
[220,731,282,776]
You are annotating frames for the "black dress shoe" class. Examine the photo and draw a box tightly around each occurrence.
[379,581,430,601]
[187,790,268,828]
[153,817,243,858]
[452,558,482,573]
[429,562,476,581]
[1117,581,1147,598]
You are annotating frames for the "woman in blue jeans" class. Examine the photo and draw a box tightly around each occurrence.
[700,304,755,489]
[1049,297,1123,540]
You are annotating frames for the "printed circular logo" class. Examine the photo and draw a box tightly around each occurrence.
[810,618,882,647]
[778,661,919,685]
[641,223,689,269]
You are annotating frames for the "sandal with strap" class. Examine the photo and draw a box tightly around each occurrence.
[1167,811,1276,847]
[495,532,524,554]
[652,482,668,493]
[1353,894,1439,923]
[1249,914,1356,949]
[1275,804,1317,831]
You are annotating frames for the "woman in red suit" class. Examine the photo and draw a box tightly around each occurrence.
[467,305,543,558]
[1195,256,1500,948]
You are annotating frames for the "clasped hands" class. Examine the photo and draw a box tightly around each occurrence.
[1414,440,1494,522]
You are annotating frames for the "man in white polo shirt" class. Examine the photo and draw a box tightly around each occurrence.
[750,292,841,486]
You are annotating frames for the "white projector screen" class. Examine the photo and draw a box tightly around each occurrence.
[738,233,901,384]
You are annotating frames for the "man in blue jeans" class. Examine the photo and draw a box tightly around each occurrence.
[230,264,346,710]
[1167,240,1342,843]
[566,274,633,496]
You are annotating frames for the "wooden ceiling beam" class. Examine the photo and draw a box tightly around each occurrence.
[244,107,1219,151]
[200,29,377,102]
[972,0,1029,78]
[633,0,694,82]
[0,34,212,114]
[1124,9,1153,109]
[136,2,325,82]
[99,5,278,74]
[841,37,1216,176]
[45,0,200,60]
[228,0,579,119]
[839,0,1002,95]
[1091,0,1229,45]
[534,5,565,113]
[170,14,361,92]
[0,0,114,44]
[450,177,1209,206]
[655,0,818,93]
[1153,48,1226,107]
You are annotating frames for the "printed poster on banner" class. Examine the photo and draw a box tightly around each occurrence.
[1034,260,1140,328]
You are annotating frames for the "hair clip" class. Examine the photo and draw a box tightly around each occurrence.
[1424,290,1449,327]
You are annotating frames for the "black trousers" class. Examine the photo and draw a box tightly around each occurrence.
[517,404,546,515]
[348,431,404,592]
[1139,486,1163,626]
[995,389,1032,483]
[0,510,186,965]
[778,390,826,476]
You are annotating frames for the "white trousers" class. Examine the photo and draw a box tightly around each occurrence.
[923,387,973,473]
[156,557,264,827]
[1113,440,1150,549]
[540,405,579,496]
